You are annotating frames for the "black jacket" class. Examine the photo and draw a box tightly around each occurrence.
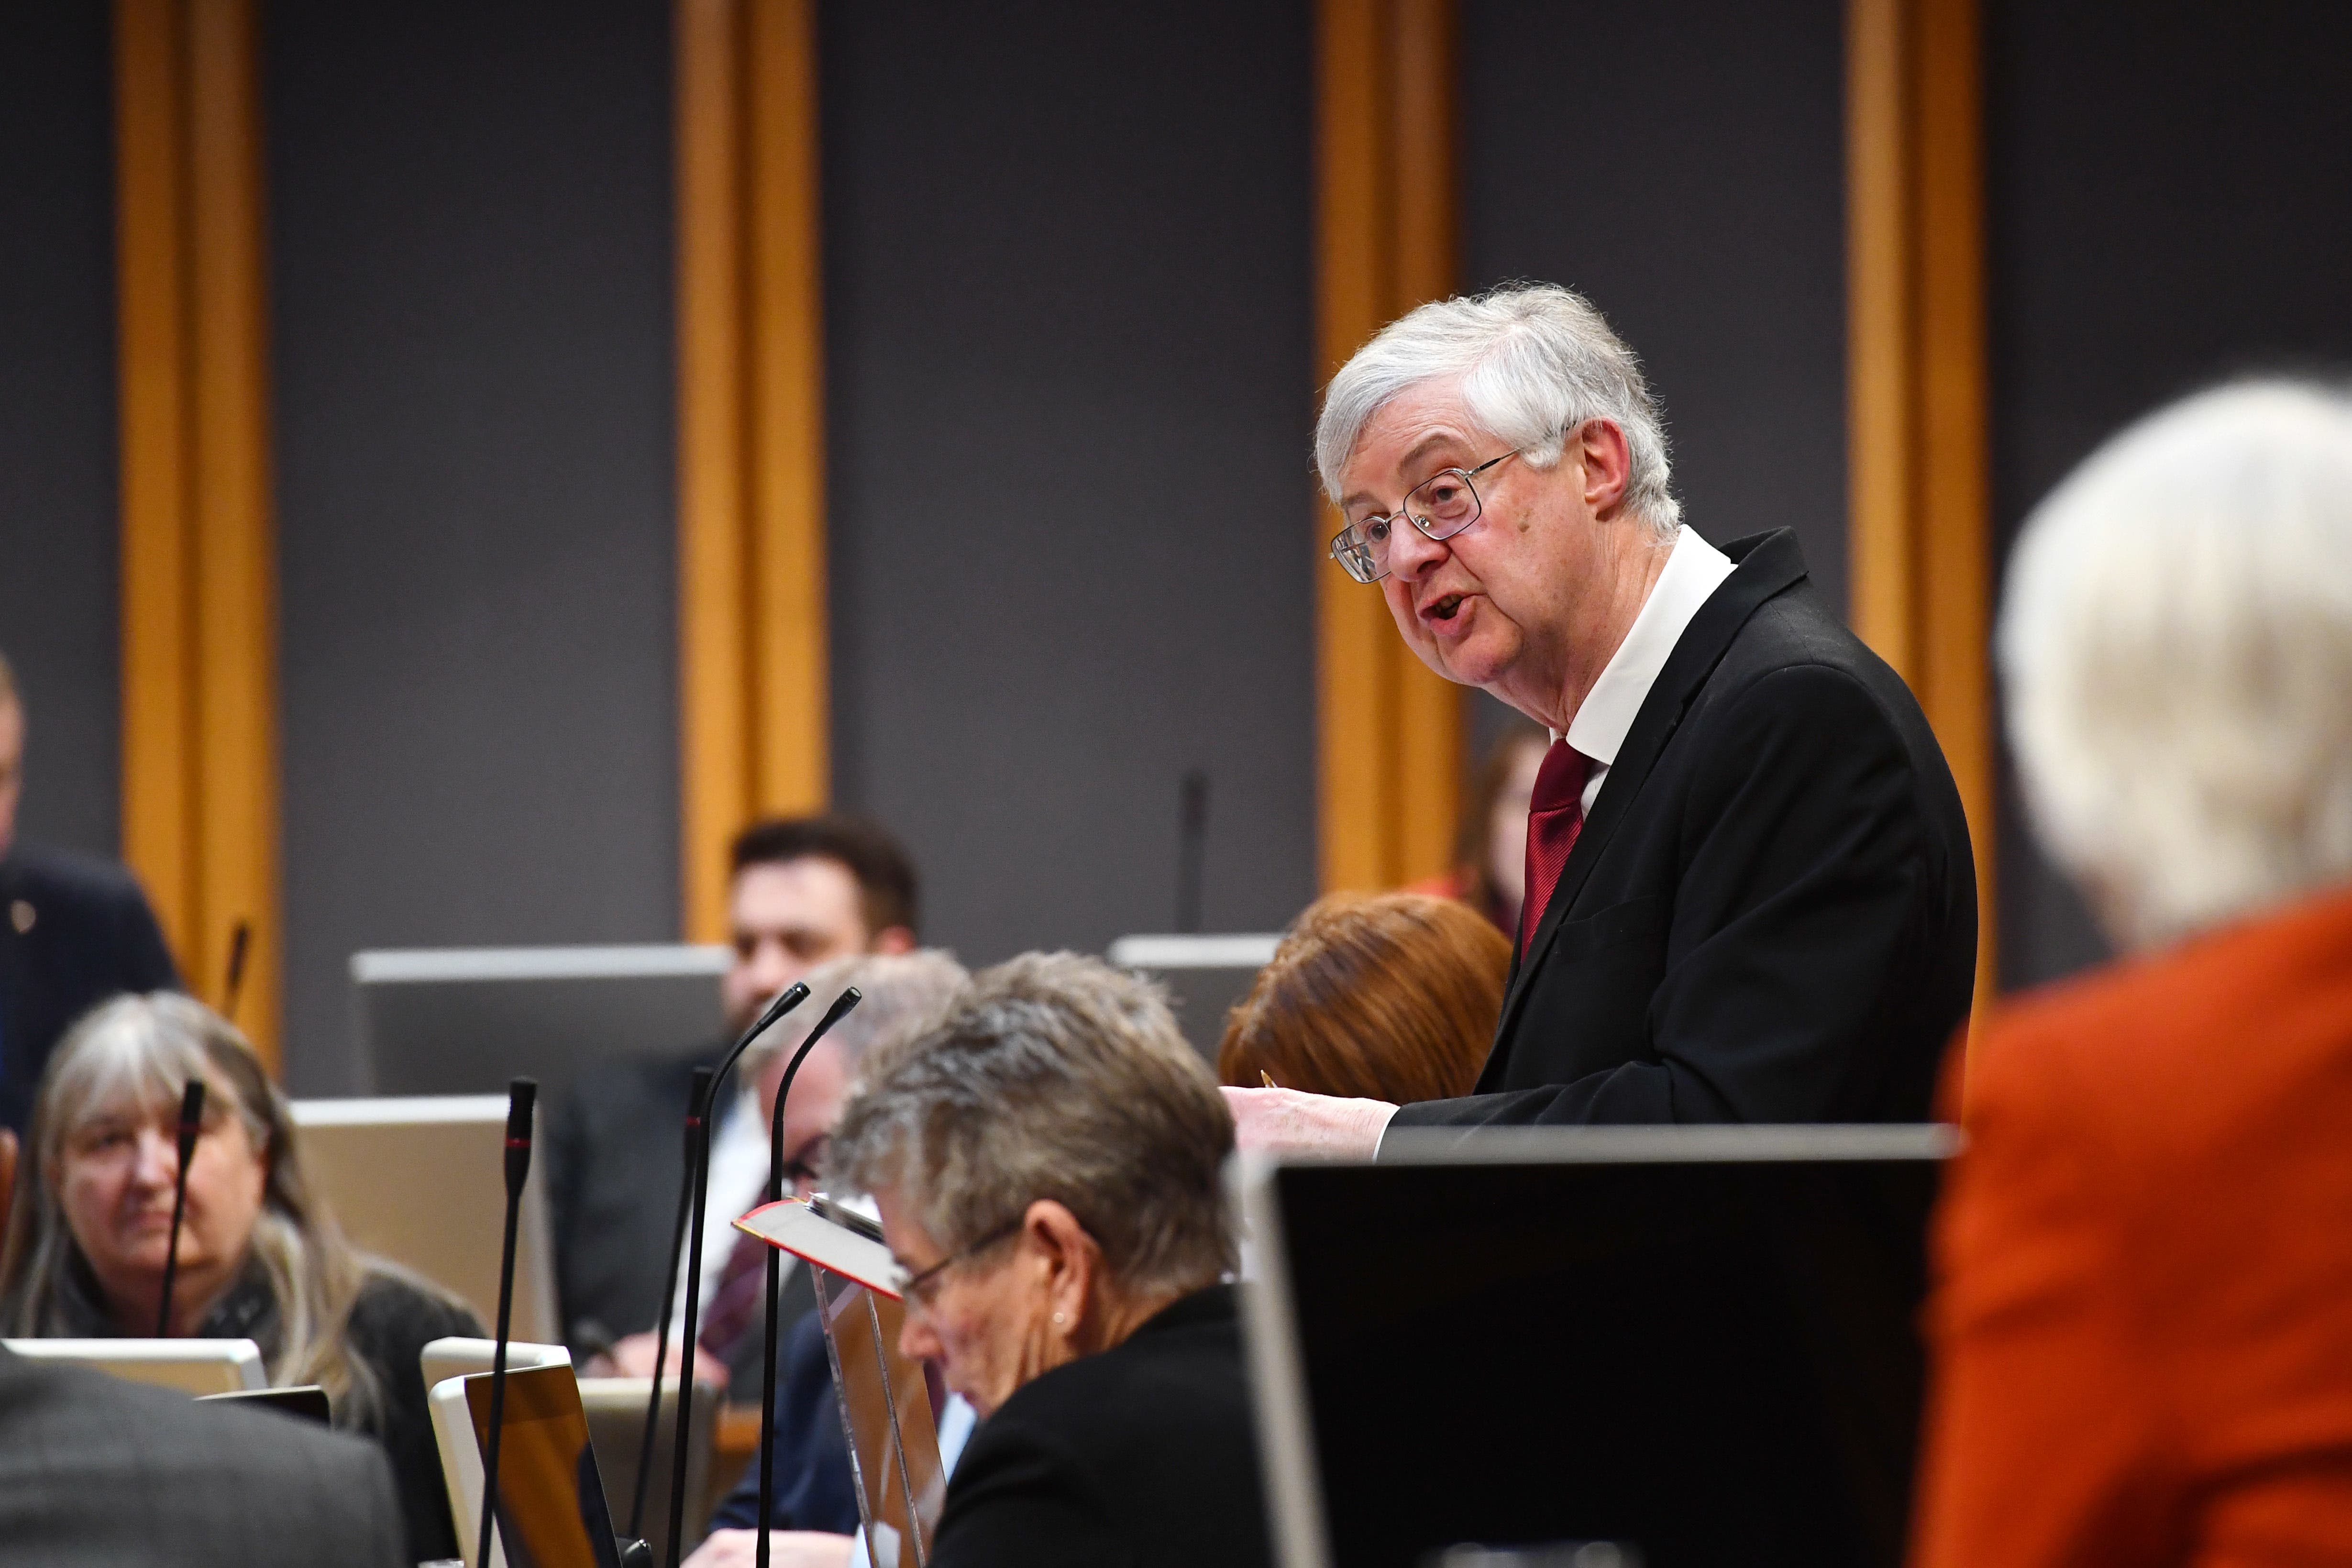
[544,1045,807,1398]
[0,844,179,1132]
[545,1047,708,1347]
[931,1285,1271,1568]
[1391,530,1976,1134]
[0,1343,407,1568]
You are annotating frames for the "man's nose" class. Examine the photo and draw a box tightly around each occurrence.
[1383,517,1448,581]
[897,1311,939,1364]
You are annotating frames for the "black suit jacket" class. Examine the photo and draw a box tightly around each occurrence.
[1391,530,1976,1134]
[0,1343,407,1567]
[931,1285,1271,1568]
[545,1046,816,1400]
[545,1049,709,1347]
[0,844,180,1133]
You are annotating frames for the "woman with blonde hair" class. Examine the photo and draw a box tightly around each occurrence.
[1219,891,1512,1103]
[0,992,480,1562]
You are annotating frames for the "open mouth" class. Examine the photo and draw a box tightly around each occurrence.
[1425,592,1466,623]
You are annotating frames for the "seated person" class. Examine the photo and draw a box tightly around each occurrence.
[0,993,481,1563]
[822,952,1270,1568]
[0,648,180,1136]
[1912,381,2352,1566]
[0,1339,407,1565]
[1218,891,1512,1103]
[549,812,920,1391]
[678,949,968,1557]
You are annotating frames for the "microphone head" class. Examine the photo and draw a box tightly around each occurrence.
[505,1077,538,1145]
[811,985,864,1036]
[752,980,813,1038]
[177,1079,207,1136]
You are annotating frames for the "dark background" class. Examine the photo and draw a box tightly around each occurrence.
[4,1,2350,1088]
[266,0,683,1091]
[1983,0,2352,987]
[0,3,121,858]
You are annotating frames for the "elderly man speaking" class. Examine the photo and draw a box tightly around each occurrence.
[1231,284,1976,1157]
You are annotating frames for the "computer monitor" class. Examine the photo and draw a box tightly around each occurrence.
[294,1097,559,1344]
[352,943,728,1099]
[1239,1125,1954,1568]
[2,1336,265,1396]
[1105,933,1280,1063]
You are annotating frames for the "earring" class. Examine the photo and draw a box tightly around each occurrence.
[1051,1312,1065,1325]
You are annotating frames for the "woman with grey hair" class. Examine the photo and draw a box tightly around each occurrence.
[825,950,1270,1568]
[1913,380,2352,1568]
[0,992,481,1562]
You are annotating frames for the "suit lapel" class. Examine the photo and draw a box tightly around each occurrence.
[1481,530,1810,1081]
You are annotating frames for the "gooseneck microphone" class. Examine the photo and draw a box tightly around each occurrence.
[1176,769,1209,933]
[665,981,811,1568]
[754,986,865,1568]
[477,1077,538,1568]
[221,918,253,1025]
[155,1080,206,1336]
[630,1063,715,1542]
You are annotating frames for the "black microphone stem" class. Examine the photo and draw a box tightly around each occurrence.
[754,987,864,1568]
[478,1078,538,1568]
[665,981,811,1568]
[221,918,252,1025]
[155,1080,206,1337]
[629,1064,713,1542]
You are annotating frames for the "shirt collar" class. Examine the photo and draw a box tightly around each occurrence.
[1562,527,1734,767]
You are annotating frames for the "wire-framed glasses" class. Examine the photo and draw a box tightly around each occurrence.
[898,1213,1025,1314]
[1329,448,1522,584]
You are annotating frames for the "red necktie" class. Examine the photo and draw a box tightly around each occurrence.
[1520,740,1591,954]
[696,1226,772,1364]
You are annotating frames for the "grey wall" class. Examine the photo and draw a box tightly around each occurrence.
[267,0,680,1092]
[1460,0,1851,617]
[0,0,121,858]
[1986,1,2352,991]
[820,0,1319,961]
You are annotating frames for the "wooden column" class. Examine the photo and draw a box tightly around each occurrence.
[115,0,282,1067]
[676,0,828,942]
[1848,0,1996,1017]
[1315,0,1464,895]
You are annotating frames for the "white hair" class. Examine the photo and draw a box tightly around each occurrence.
[1999,379,2352,951]
[1314,282,1680,536]
[742,948,969,1081]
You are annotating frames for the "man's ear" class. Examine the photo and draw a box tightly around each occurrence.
[1023,1199,1096,1311]
[1578,419,1634,519]
[871,926,917,956]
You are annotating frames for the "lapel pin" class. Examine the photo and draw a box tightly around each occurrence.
[10,900,33,934]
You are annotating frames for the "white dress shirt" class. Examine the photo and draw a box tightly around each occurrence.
[667,1087,795,1336]
[1556,525,1736,814]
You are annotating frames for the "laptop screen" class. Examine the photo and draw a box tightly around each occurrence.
[465,1364,625,1568]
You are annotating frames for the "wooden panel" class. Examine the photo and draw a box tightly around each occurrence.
[1846,0,1995,1026]
[677,0,828,943]
[1315,0,1462,894]
[114,0,281,1065]
[116,0,198,956]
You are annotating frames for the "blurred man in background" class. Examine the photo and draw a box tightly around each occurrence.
[544,813,918,1390]
[0,648,179,1136]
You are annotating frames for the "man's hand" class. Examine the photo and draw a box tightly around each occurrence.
[1222,1086,1398,1160]
[682,1530,854,1568]
[600,1331,729,1390]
